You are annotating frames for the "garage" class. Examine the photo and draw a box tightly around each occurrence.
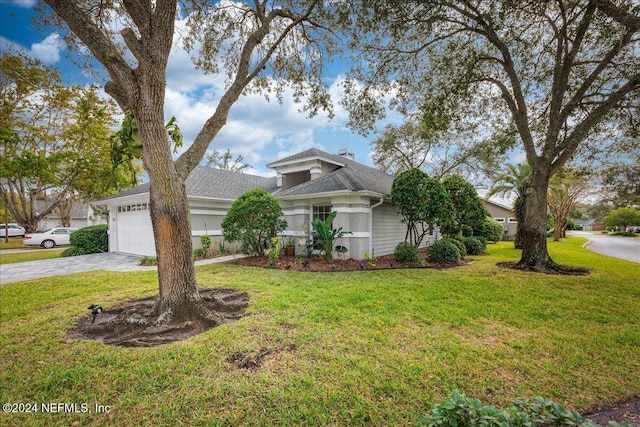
[114,203,156,256]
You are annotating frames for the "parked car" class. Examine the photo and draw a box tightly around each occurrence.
[626,226,640,233]
[23,227,78,248]
[0,223,26,237]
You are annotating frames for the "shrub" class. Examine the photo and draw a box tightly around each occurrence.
[473,216,504,242]
[418,390,633,427]
[444,238,466,258]
[194,234,212,258]
[268,236,280,265]
[461,224,473,237]
[62,224,108,256]
[427,239,461,264]
[139,256,157,266]
[222,188,287,255]
[463,236,486,255]
[394,241,420,263]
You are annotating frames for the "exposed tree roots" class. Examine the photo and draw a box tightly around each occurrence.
[68,288,249,347]
[497,261,590,275]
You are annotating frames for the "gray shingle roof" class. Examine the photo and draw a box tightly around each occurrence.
[100,166,277,202]
[274,149,393,197]
[101,149,392,202]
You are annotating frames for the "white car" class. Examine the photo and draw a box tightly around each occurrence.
[23,227,79,249]
[0,223,26,237]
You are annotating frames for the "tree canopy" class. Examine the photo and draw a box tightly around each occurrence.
[343,0,639,271]
[0,52,128,233]
[391,168,454,245]
[41,0,339,325]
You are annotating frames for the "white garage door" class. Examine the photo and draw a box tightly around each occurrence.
[115,205,156,256]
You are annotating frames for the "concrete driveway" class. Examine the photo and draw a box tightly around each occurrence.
[0,252,245,284]
[569,231,640,263]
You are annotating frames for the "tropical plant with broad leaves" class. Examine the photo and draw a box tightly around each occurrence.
[312,211,351,262]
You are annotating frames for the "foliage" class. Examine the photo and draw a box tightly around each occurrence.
[427,239,461,264]
[487,164,532,249]
[474,217,505,243]
[194,234,212,258]
[222,189,287,256]
[443,238,467,259]
[463,237,486,256]
[312,211,351,262]
[548,169,592,241]
[418,390,632,427]
[139,256,158,266]
[41,0,339,322]
[394,241,420,263]
[0,53,127,233]
[1,238,640,425]
[604,207,640,231]
[205,148,252,173]
[62,225,108,256]
[441,175,488,238]
[461,225,473,238]
[342,1,640,269]
[364,251,377,267]
[268,237,281,265]
[391,168,454,246]
[370,115,507,179]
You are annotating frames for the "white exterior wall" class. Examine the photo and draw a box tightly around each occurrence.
[371,203,439,257]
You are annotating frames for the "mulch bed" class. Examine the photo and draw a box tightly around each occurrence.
[227,253,474,272]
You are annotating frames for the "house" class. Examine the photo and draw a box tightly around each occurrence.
[574,218,605,231]
[36,200,106,231]
[97,148,440,259]
[483,199,517,237]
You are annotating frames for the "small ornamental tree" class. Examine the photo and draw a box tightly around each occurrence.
[441,174,488,238]
[604,207,640,231]
[391,168,454,246]
[222,189,287,256]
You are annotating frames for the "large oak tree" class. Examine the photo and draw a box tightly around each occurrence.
[343,0,639,272]
[41,0,335,324]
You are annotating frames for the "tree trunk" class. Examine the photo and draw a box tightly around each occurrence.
[517,170,557,270]
[134,91,218,326]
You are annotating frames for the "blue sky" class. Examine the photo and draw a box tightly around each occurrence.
[0,1,389,178]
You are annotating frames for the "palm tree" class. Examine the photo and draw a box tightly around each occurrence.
[487,163,532,249]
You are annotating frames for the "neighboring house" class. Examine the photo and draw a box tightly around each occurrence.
[483,199,517,237]
[36,200,106,231]
[97,148,441,259]
[574,218,605,231]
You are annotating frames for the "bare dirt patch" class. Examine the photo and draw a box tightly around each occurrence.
[226,344,298,370]
[497,261,590,275]
[68,288,249,347]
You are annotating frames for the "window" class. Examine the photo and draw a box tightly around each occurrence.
[494,217,505,223]
[508,217,517,223]
[118,203,149,213]
[313,204,332,222]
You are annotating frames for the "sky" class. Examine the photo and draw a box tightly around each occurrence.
[0,0,392,179]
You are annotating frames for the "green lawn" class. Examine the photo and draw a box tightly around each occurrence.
[1,238,639,426]
[0,249,65,265]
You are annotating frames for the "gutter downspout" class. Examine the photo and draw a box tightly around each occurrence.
[369,198,384,257]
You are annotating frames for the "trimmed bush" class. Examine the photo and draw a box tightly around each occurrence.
[427,239,461,264]
[62,224,108,256]
[463,236,486,255]
[394,241,420,263]
[461,224,473,238]
[444,238,466,258]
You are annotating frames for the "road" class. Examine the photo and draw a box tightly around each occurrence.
[568,231,640,263]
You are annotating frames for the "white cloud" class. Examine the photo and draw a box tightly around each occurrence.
[10,0,35,7]
[30,33,65,64]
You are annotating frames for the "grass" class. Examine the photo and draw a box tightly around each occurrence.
[0,238,26,250]
[1,237,639,426]
[0,249,65,265]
